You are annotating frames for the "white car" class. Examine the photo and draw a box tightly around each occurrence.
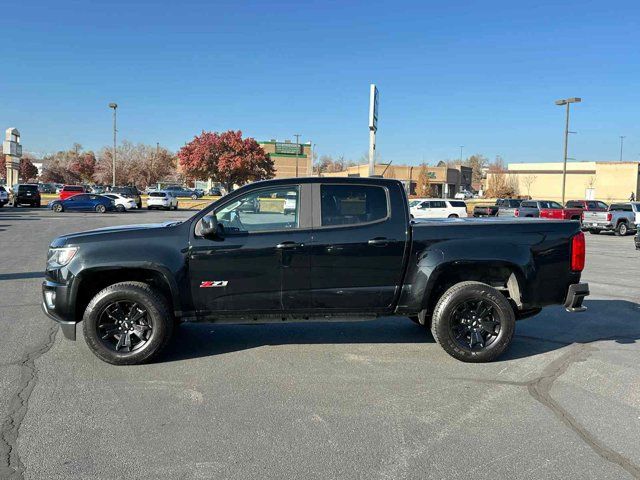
[147,191,179,210]
[104,193,137,212]
[283,191,297,215]
[410,198,468,219]
[454,190,474,200]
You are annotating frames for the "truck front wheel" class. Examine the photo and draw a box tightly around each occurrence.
[431,281,515,363]
[82,282,174,365]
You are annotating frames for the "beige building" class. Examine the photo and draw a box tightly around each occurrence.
[259,140,312,179]
[488,161,640,202]
[323,163,472,198]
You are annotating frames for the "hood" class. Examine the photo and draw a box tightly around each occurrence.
[50,221,183,247]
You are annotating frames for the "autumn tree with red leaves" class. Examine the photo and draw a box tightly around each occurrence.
[19,156,39,181]
[69,152,97,183]
[178,130,274,191]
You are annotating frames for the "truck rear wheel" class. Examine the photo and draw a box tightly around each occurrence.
[431,281,515,363]
[82,282,174,365]
[615,222,628,236]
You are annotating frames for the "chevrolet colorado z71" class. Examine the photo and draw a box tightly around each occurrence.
[42,178,589,365]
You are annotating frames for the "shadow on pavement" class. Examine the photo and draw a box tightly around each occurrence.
[161,299,639,363]
[0,271,44,281]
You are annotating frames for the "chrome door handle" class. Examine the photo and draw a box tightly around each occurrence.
[368,237,393,246]
[276,241,302,249]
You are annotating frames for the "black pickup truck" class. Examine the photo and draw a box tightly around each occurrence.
[42,177,588,365]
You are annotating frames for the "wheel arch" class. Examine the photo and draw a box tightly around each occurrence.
[72,266,181,322]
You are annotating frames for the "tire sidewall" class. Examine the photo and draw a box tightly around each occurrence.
[432,283,515,362]
[618,223,627,236]
[83,284,172,365]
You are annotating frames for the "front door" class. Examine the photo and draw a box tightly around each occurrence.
[189,184,312,315]
[310,182,409,312]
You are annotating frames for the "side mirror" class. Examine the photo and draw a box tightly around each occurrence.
[201,213,222,239]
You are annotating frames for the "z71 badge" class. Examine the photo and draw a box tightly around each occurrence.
[200,281,228,288]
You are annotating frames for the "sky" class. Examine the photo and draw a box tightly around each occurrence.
[1,0,639,166]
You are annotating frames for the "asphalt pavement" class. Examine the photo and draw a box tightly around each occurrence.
[0,207,638,480]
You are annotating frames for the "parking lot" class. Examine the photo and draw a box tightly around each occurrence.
[0,207,639,479]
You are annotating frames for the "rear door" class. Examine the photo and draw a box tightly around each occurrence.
[309,182,409,312]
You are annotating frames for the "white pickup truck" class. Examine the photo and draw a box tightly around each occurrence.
[582,202,639,236]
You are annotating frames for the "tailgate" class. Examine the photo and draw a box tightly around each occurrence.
[540,209,563,219]
[583,211,606,223]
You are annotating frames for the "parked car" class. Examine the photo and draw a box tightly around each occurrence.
[0,185,8,207]
[49,194,115,213]
[582,203,638,236]
[11,184,41,207]
[515,200,583,220]
[59,185,86,200]
[42,177,588,365]
[473,198,522,217]
[38,183,57,194]
[110,186,142,209]
[454,190,474,200]
[208,187,223,196]
[165,186,203,199]
[91,185,107,194]
[283,191,297,215]
[104,193,137,212]
[147,191,179,210]
[54,184,64,194]
[565,200,609,212]
[410,198,467,218]
[635,229,640,250]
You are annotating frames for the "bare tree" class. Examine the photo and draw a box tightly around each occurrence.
[521,175,537,197]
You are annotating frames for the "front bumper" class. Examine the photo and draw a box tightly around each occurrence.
[42,280,77,340]
[564,283,589,312]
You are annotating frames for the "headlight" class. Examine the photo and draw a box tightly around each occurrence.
[47,247,78,269]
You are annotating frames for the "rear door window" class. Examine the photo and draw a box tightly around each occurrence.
[431,201,446,209]
[448,201,466,208]
[320,184,388,226]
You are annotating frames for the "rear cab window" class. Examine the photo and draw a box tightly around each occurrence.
[320,184,388,227]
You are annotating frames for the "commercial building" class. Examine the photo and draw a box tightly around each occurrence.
[487,161,640,202]
[323,163,472,198]
[259,140,312,179]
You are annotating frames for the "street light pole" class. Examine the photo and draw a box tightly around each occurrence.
[619,136,625,162]
[459,145,464,164]
[555,97,581,205]
[294,134,301,178]
[108,103,118,187]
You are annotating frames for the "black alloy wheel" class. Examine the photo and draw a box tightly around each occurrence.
[431,281,515,362]
[82,281,173,365]
[97,301,153,353]
[450,300,500,350]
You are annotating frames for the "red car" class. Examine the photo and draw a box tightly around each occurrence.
[565,200,609,212]
[59,185,86,200]
[515,200,583,220]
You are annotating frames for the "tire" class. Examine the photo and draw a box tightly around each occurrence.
[35,201,41,208]
[96,204,107,213]
[589,229,600,235]
[116,205,125,213]
[173,203,178,211]
[82,281,174,365]
[147,206,153,210]
[53,203,63,213]
[615,222,628,236]
[191,194,198,200]
[137,202,142,209]
[430,281,515,363]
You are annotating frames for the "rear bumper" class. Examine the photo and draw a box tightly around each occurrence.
[564,283,589,312]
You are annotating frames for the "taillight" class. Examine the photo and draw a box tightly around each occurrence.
[514,209,519,217]
[581,212,584,221]
[606,212,612,222]
[571,232,585,272]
